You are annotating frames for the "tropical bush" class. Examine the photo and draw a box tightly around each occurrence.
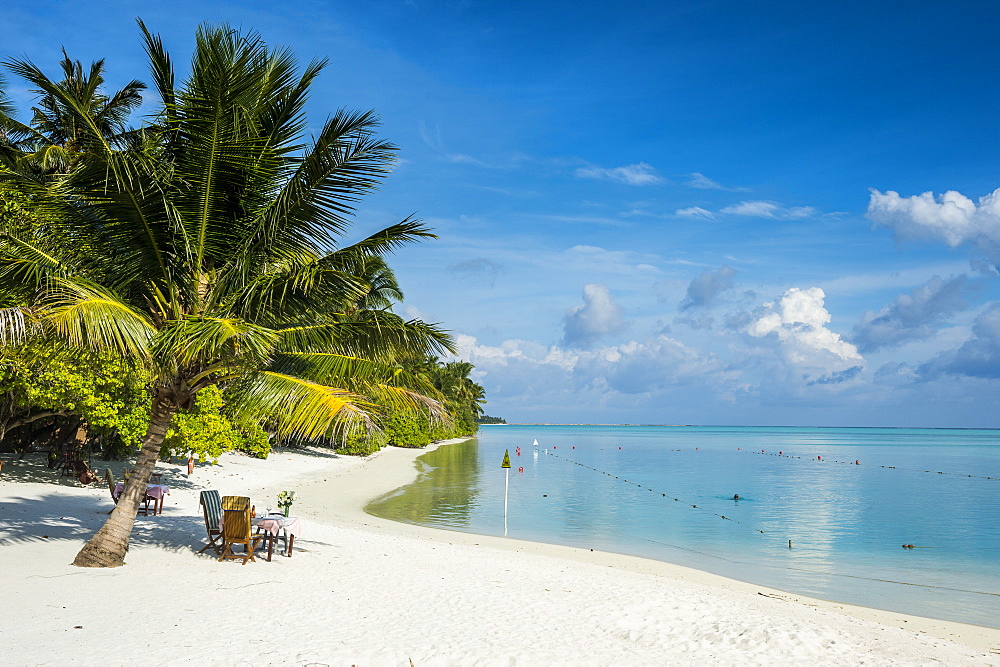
[161,385,271,463]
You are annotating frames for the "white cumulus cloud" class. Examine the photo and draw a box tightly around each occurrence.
[562,283,628,348]
[867,187,1000,259]
[575,162,663,186]
[746,287,863,380]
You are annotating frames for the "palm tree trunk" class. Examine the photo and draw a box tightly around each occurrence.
[72,399,177,567]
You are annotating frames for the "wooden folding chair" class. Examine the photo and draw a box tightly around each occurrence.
[198,490,224,555]
[218,496,264,564]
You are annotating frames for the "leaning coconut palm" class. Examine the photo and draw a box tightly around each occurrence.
[0,21,453,567]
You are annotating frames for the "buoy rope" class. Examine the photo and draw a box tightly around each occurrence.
[545,450,768,536]
[528,451,1000,598]
[506,473,762,563]
[744,450,1000,480]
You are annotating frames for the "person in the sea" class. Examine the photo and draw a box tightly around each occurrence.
[733,494,740,500]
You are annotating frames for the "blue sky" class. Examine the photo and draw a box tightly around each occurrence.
[4,1,1000,427]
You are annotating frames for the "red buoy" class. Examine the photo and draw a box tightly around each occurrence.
[518,467,524,473]
[855,460,860,465]
[762,449,765,453]
[779,451,782,455]
[817,455,822,460]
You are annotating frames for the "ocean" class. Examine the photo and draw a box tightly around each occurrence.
[367,424,1000,628]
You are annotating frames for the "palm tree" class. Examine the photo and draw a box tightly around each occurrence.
[0,21,453,567]
[0,51,144,173]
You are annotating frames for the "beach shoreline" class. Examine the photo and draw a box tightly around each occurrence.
[1,440,997,664]
[305,439,1000,649]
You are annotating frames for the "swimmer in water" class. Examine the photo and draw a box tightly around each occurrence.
[733,494,740,500]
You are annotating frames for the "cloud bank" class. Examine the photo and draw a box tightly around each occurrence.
[867,187,1000,259]
[920,302,1000,379]
[851,275,968,352]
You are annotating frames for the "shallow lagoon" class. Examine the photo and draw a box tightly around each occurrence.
[368,424,1000,627]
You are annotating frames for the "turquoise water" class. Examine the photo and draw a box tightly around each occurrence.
[367,424,1000,627]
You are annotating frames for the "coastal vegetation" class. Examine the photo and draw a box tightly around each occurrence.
[0,21,486,566]
[336,356,486,454]
[476,415,507,424]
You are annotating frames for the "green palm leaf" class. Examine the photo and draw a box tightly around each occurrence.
[228,370,376,439]
[41,278,155,360]
[150,316,278,375]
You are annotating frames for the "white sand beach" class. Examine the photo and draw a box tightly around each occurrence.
[1,439,998,665]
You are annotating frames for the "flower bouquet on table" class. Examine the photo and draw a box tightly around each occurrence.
[277,491,296,517]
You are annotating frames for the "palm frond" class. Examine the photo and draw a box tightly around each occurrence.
[247,108,397,257]
[329,217,437,260]
[275,312,454,359]
[137,20,176,125]
[368,383,449,422]
[227,370,376,439]
[220,253,369,322]
[0,306,32,344]
[0,232,73,288]
[3,55,173,284]
[150,315,278,372]
[40,278,154,360]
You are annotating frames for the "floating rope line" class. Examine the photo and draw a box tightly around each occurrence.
[545,450,768,535]
[743,449,1000,480]
[524,451,1000,599]
[506,471,767,564]
[770,565,999,597]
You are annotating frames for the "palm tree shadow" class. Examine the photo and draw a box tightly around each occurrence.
[1,450,340,557]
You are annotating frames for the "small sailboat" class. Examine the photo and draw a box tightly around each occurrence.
[532,439,539,447]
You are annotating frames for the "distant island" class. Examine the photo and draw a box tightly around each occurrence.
[476,415,507,425]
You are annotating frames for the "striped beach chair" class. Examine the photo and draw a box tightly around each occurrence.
[198,490,224,555]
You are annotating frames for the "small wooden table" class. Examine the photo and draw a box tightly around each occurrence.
[114,483,170,515]
[251,515,302,561]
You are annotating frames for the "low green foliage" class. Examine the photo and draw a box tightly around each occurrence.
[382,410,433,448]
[0,346,149,452]
[161,386,271,462]
[337,429,387,456]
